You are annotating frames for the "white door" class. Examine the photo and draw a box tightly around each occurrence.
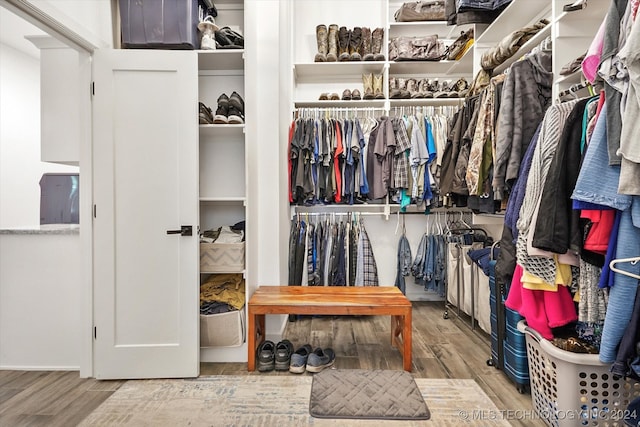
[92,49,199,379]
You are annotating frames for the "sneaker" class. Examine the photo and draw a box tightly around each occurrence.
[199,102,213,124]
[305,347,335,373]
[257,340,275,372]
[227,105,245,124]
[289,344,313,374]
[229,91,244,113]
[274,340,295,371]
[213,93,229,124]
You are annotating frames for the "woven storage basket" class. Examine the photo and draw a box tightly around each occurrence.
[518,321,640,427]
[200,242,245,273]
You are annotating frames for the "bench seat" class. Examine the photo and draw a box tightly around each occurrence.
[247,286,412,372]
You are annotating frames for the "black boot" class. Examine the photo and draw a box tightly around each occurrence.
[371,28,385,61]
[349,27,362,61]
[338,27,351,62]
[361,27,373,61]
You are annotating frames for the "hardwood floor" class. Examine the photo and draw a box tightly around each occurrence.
[0,301,544,426]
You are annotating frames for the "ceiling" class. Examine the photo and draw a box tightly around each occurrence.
[0,5,46,58]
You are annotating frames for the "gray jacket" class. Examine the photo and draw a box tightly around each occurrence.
[492,50,552,200]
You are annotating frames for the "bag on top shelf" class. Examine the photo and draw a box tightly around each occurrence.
[389,35,447,61]
[394,1,446,22]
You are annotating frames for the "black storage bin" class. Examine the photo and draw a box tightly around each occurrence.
[119,0,200,49]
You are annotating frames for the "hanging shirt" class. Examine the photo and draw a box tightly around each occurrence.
[355,225,378,286]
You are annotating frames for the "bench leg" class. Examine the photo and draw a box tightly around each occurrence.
[403,310,412,372]
[247,312,265,372]
[391,313,412,372]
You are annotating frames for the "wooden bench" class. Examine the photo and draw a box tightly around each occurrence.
[247,286,413,372]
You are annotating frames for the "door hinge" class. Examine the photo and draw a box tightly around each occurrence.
[94,326,97,339]
[91,81,95,96]
[93,204,97,218]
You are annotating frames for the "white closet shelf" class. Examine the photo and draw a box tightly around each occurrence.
[492,23,551,75]
[446,48,474,75]
[294,99,386,108]
[389,60,471,76]
[197,49,244,71]
[199,124,246,137]
[389,21,452,38]
[475,0,551,45]
[294,62,386,81]
[554,2,608,26]
[201,269,246,275]
[200,197,246,203]
[389,98,464,107]
[555,71,584,86]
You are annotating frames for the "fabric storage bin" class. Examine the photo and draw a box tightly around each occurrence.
[200,242,245,273]
[518,321,640,427]
[118,0,200,49]
[200,309,245,347]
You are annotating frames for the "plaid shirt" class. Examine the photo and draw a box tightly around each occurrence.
[392,118,412,189]
[355,226,378,286]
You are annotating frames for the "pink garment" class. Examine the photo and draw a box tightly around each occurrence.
[505,265,578,340]
[581,209,616,254]
[582,17,607,83]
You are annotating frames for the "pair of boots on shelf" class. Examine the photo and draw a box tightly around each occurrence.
[362,73,384,100]
[389,77,469,99]
[315,25,385,62]
[199,92,244,124]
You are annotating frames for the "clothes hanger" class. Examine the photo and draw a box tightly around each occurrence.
[609,257,640,280]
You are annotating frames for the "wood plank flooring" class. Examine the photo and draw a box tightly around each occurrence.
[0,301,545,426]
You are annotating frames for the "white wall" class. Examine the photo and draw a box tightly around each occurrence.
[0,233,82,369]
[15,0,113,48]
[0,41,77,228]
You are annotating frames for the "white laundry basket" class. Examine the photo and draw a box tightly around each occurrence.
[518,321,640,427]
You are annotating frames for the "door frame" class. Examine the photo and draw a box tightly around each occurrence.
[1,0,100,378]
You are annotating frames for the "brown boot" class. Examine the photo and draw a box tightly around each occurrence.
[327,24,338,62]
[349,27,362,61]
[371,28,385,61]
[417,78,430,98]
[361,27,373,61]
[407,78,420,98]
[314,24,328,62]
[389,77,401,99]
[338,27,351,62]
[362,73,374,100]
[373,74,385,99]
[397,78,410,99]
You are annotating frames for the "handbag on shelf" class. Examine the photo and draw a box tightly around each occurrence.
[447,28,474,60]
[394,1,446,22]
[389,35,447,61]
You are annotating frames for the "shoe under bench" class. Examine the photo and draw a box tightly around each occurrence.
[247,285,413,372]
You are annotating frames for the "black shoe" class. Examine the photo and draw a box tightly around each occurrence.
[199,102,213,124]
[213,93,229,124]
[229,91,244,113]
[227,105,244,124]
[257,340,275,372]
[274,340,294,371]
[215,27,244,49]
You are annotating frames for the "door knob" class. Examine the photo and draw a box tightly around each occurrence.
[166,225,192,236]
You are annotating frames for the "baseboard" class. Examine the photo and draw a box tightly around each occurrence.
[0,365,80,371]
